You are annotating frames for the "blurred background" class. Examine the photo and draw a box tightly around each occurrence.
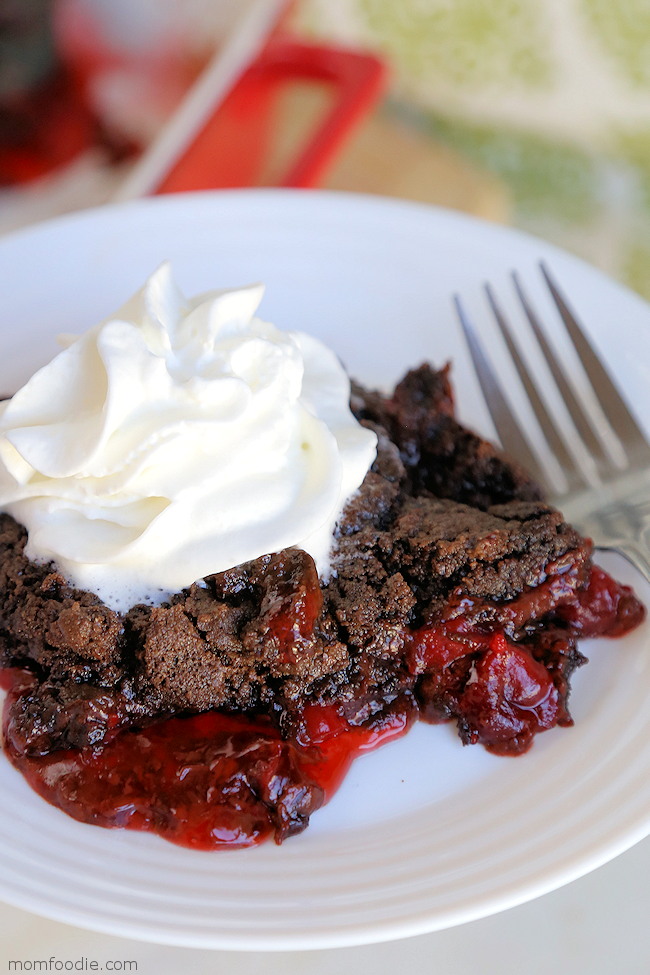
[1,0,650,298]
[300,0,650,299]
[1,1,650,972]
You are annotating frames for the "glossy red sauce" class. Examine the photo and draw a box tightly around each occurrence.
[405,564,645,755]
[0,564,644,848]
[2,696,412,850]
[557,565,645,637]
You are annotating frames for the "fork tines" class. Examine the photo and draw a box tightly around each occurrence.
[454,263,650,498]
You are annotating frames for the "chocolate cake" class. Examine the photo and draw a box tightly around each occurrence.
[0,364,645,848]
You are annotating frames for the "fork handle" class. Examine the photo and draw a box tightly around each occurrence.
[560,469,650,584]
[601,539,650,583]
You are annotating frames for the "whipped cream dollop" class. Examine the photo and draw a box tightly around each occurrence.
[0,265,377,611]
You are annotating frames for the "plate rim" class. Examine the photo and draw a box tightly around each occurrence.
[0,188,649,951]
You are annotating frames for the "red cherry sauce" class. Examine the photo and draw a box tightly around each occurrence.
[0,667,33,693]
[1,694,412,850]
[260,554,324,665]
[407,618,560,755]
[557,565,645,637]
[457,634,561,755]
[406,564,645,756]
[0,564,644,846]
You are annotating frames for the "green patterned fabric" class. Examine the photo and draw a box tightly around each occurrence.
[357,0,550,88]
[299,0,650,299]
[581,0,650,87]
[424,115,598,223]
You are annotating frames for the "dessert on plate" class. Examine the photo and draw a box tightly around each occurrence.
[0,266,644,849]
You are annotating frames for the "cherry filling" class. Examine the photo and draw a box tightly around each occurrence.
[557,565,645,637]
[0,564,645,848]
[257,552,324,664]
[406,563,645,755]
[2,693,412,850]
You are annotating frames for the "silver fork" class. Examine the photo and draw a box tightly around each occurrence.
[454,263,650,582]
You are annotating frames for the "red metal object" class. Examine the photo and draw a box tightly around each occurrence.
[0,67,98,185]
[153,39,388,193]
[0,0,387,194]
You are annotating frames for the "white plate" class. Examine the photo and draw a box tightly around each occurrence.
[0,190,649,951]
